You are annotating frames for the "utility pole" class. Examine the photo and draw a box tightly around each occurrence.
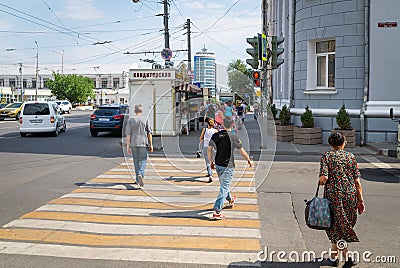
[163,0,171,68]
[35,41,39,101]
[19,62,23,102]
[186,18,192,83]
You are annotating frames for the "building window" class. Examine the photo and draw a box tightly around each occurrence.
[113,78,120,88]
[43,78,49,88]
[101,78,108,89]
[23,79,27,88]
[9,79,16,88]
[316,40,335,88]
[306,39,336,92]
[0,79,4,87]
[32,79,37,89]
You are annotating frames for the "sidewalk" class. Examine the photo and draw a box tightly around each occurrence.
[152,129,398,158]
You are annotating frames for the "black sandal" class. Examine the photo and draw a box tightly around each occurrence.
[342,257,356,268]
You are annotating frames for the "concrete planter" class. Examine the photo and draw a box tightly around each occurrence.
[276,125,294,142]
[331,129,356,148]
[294,127,322,145]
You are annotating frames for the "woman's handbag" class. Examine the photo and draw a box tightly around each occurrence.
[304,184,333,230]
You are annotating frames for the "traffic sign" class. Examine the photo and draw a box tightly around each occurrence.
[161,48,173,60]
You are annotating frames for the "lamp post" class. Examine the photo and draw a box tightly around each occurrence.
[53,50,64,75]
[35,41,39,101]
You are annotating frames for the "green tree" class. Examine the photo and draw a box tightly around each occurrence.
[336,104,352,130]
[300,105,314,128]
[47,73,95,103]
[227,59,254,98]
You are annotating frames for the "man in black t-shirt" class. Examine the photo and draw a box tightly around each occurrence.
[207,117,253,220]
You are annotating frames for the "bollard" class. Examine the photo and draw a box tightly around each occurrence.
[398,123,400,160]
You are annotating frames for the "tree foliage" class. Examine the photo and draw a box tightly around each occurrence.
[336,104,352,130]
[47,73,95,103]
[300,105,315,128]
[227,59,254,98]
[279,105,291,126]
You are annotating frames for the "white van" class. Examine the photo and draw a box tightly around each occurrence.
[19,101,66,137]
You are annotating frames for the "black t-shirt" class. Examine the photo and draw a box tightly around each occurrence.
[209,130,243,167]
[237,105,244,116]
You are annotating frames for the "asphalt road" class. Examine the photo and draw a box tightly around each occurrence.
[0,110,125,226]
[0,111,398,268]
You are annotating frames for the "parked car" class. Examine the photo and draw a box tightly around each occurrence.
[89,104,129,137]
[19,101,66,137]
[55,100,72,114]
[0,102,23,120]
[0,103,8,109]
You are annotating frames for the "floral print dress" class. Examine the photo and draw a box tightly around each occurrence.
[319,149,361,243]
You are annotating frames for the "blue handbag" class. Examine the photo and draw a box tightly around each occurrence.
[305,184,333,230]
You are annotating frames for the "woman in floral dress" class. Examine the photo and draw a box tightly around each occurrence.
[319,132,365,268]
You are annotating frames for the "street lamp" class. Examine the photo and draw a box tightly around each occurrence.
[53,50,64,75]
[35,41,39,101]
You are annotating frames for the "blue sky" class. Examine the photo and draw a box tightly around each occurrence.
[0,0,261,76]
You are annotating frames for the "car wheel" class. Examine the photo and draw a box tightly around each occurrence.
[90,130,98,137]
[52,126,60,137]
[68,108,71,114]
[61,121,67,132]
[16,112,20,120]
[20,132,27,137]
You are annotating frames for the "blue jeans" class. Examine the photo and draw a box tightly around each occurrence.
[202,147,212,177]
[131,146,148,182]
[213,165,234,211]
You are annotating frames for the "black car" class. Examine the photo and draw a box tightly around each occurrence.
[89,104,129,137]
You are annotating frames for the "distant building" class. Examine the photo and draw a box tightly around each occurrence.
[0,73,129,104]
[267,0,400,144]
[194,46,216,97]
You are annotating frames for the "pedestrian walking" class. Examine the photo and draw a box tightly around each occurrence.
[199,118,218,183]
[318,132,365,267]
[125,104,153,187]
[180,108,189,135]
[253,102,260,119]
[224,100,233,118]
[205,102,216,123]
[207,117,253,220]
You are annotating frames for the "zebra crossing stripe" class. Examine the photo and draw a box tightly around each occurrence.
[0,156,261,266]
[4,219,261,238]
[48,198,259,211]
[0,242,260,266]
[19,211,260,228]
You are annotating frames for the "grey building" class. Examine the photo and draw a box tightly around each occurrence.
[194,46,216,97]
[267,0,400,144]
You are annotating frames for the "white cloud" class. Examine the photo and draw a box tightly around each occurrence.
[60,0,105,21]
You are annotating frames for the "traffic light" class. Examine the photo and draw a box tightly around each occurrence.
[252,70,261,87]
[271,36,284,69]
[246,36,259,69]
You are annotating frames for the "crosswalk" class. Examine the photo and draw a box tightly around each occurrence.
[0,156,261,266]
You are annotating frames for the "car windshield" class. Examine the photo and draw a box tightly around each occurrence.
[23,103,50,115]
[94,108,119,116]
[62,102,69,105]
[7,103,22,108]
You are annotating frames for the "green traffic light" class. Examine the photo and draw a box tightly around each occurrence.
[246,36,259,69]
[272,36,284,69]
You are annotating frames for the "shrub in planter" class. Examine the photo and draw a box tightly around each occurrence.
[276,105,293,141]
[336,105,352,130]
[270,103,278,120]
[332,105,356,147]
[300,105,314,128]
[279,105,291,126]
[294,106,321,145]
